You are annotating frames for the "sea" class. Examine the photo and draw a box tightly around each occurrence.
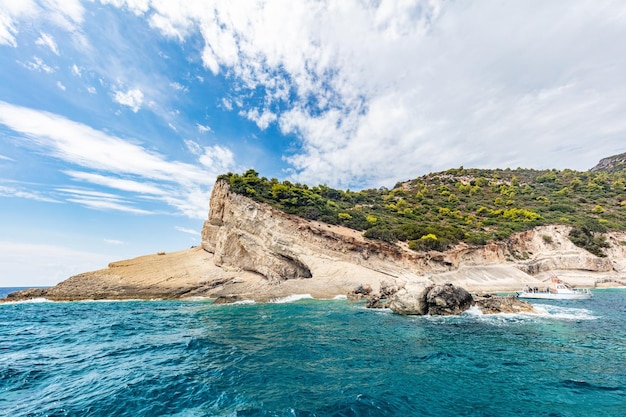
[1,288,625,417]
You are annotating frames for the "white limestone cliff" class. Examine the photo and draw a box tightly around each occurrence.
[201,180,626,294]
[5,179,626,302]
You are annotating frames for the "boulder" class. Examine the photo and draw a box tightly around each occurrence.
[388,283,432,315]
[364,294,385,309]
[425,283,474,315]
[388,282,474,315]
[347,284,373,301]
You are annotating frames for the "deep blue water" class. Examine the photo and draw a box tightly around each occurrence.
[1,288,625,417]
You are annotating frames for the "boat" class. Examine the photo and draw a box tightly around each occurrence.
[517,277,592,300]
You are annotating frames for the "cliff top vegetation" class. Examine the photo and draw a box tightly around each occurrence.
[218,156,626,257]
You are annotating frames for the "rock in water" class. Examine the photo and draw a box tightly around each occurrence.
[474,295,535,314]
[389,282,474,315]
[425,283,474,315]
[388,282,432,315]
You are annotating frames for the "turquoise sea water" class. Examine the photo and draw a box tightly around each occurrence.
[1,288,625,417]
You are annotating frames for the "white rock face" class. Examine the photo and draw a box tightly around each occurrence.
[201,180,626,292]
[5,180,626,303]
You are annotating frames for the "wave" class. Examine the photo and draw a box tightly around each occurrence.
[0,297,51,305]
[181,296,212,302]
[457,303,597,326]
[232,299,256,305]
[270,294,314,303]
[532,304,597,321]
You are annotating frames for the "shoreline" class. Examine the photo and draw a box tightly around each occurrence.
[2,283,624,304]
[3,246,625,304]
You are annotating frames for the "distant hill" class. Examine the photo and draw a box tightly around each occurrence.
[220,153,626,257]
[591,151,626,173]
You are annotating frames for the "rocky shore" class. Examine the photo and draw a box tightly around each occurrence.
[4,179,626,314]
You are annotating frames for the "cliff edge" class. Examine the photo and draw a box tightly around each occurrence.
[4,180,626,302]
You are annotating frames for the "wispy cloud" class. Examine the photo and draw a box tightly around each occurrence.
[64,171,166,195]
[0,101,234,218]
[0,154,14,161]
[175,226,199,236]
[66,196,153,214]
[0,10,19,47]
[58,187,151,214]
[104,238,127,245]
[36,32,60,55]
[0,185,60,203]
[21,56,54,73]
[196,123,211,133]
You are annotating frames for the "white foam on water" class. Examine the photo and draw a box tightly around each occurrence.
[333,294,348,300]
[532,304,597,321]
[462,305,485,316]
[182,296,212,302]
[231,299,256,305]
[0,297,51,305]
[77,298,147,303]
[270,294,314,303]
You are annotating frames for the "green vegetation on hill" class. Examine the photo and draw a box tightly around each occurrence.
[218,163,626,257]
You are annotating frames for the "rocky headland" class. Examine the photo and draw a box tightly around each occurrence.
[4,178,626,314]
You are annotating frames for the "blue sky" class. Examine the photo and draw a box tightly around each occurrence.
[1,0,625,286]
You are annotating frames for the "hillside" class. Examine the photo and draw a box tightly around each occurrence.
[4,153,626,303]
[219,155,626,257]
[5,168,626,303]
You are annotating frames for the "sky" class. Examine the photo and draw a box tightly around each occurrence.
[1,0,625,286]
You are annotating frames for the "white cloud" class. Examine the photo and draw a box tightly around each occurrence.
[104,238,127,245]
[184,139,202,156]
[0,0,86,49]
[22,56,54,73]
[0,9,18,47]
[113,88,144,112]
[0,101,234,218]
[221,98,233,111]
[0,154,14,161]
[102,0,626,188]
[198,145,235,171]
[58,187,151,214]
[0,185,60,203]
[66,196,153,214]
[87,86,97,94]
[36,32,59,55]
[56,81,66,90]
[100,0,150,16]
[175,226,199,236]
[170,81,187,92]
[196,123,211,133]
[63,171,166,195]
[71,64,81,76]
[243,108,277,130]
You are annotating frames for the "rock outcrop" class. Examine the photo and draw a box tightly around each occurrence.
[388,283,474,315]
[590,151,626,173]
[473,295,535,314]
[4,179,626,303]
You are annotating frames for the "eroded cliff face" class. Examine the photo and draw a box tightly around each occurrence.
[6,180,624,303]
[201,180,626,291]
